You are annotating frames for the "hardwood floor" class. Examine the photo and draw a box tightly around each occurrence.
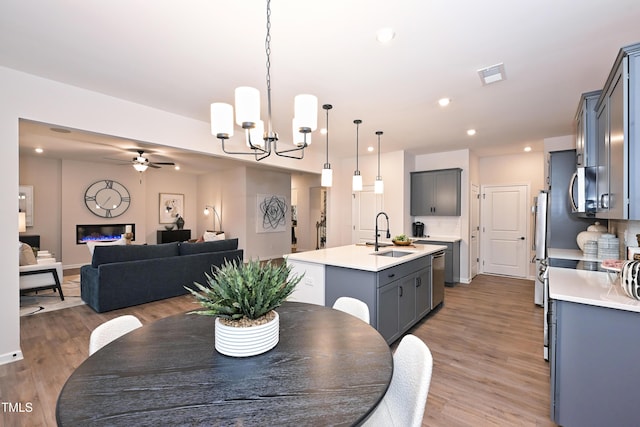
[0,274,555,426]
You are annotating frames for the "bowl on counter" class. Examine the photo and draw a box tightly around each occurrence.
[392,239,413,246]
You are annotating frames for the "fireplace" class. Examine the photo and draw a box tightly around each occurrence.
[76,224,135,244]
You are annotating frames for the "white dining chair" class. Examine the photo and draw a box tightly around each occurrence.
[89,315,143,355]
[332,296,370,324]
[363,334,433,427]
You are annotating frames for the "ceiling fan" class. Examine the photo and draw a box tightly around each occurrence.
[131,150,175,172]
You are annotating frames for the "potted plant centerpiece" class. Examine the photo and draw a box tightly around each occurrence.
[186,259,303,357]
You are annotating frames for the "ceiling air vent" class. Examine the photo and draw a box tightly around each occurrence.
[477,63,506,85]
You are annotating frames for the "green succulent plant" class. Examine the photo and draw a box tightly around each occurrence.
[186,258,303,320]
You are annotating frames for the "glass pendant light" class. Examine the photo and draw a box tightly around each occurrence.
[352,119,363,192]
[374,131,384,194]
[321,104,333,187]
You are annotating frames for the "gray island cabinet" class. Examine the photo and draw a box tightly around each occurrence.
[326,255,432,344]
[286,243,446,344]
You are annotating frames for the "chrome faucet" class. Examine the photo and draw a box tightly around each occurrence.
[375,211,391,251]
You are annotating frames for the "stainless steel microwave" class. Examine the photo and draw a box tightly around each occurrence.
[569,166,597,215]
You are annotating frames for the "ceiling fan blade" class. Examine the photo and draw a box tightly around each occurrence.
[151,162,175,166]
[148,163,161,169]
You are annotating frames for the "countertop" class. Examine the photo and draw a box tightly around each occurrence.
[547,248,600,262]
[285,243,447,272]
[547,247,640,313]
[548,267,640,313]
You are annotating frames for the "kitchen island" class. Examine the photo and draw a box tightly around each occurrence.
[548,262,640,426]
[285,242,446,344]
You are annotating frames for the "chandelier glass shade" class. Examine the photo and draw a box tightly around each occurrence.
[209,0,317,161]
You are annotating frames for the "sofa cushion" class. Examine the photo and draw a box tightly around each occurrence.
[92,242,180,268]
[178,238,238,256]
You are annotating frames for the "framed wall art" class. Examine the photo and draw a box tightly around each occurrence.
[256,193,287,233]
[159,193,184,224]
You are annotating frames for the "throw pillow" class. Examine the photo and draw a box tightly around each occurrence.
[86,238,127,255]
[19,242,37,266]
[202,231,225,242]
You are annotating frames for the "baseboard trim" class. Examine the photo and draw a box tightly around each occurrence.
[0,349,23,366]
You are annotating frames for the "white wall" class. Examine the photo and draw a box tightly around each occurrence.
[479,151,545,278]
[245,168,291,260]
[414,149,471,282]
[2,65,325,365]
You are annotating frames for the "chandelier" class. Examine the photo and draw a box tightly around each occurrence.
[210,0,318,161]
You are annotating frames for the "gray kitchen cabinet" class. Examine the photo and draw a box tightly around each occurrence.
[595,42,640,219]
[325,255,432,344]
[415,239,459,285]
[574,90,601,168]
[550,299,640,426]
[410,168,462,216]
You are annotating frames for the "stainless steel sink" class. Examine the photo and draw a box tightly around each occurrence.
[372,250,412,258]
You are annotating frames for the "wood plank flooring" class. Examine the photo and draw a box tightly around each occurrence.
[0,274,555,426]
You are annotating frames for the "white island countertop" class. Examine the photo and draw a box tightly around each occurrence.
[285,243,447,272]
[549,267,640,313]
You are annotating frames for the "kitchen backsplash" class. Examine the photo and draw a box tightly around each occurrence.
[609,219,640,258]
[414,216,462,237]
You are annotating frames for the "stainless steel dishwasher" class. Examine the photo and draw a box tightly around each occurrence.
[431,251,445,309]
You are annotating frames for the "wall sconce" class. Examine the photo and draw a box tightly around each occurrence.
[374,131,384,194]
[204,205,222,231]
[352,119,363,192]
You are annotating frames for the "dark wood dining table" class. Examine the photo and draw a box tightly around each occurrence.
[56,301,393,426]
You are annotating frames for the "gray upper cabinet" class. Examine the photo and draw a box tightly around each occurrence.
[575,90,601,168]
[595,42,640,219]
[410,168,462,216]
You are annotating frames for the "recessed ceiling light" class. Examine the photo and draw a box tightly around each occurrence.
[466,129,476,136]
[438,98,451,107]
[524,146,532,152]
[35,147,44,153]
[477,63,506,85]
[367,146,374,152]
[376,27,395,44]
[174,165,181,170]
[320,128,327,135]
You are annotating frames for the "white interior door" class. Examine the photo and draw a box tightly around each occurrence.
[471,184,480,278]
[352,186,383,243]
[481,184,529,277]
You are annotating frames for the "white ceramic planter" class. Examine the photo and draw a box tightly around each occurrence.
[214,311,279,357]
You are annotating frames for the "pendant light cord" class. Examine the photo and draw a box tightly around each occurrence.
[325,106,330,163]
[265,0,273,136]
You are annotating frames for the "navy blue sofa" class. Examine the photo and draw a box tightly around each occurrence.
[80,239,243,313]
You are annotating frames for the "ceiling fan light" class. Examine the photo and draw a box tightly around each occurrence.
[211,103,234,138]
[235,86,260,126]
[133,163,148,172]
[294,94,318,131]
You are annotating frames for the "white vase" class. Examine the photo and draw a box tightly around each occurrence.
[214,311,279,357]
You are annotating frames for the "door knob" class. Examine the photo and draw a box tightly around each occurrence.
[519,237,525,240]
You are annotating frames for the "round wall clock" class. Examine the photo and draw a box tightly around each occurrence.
[84,179,131,218]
